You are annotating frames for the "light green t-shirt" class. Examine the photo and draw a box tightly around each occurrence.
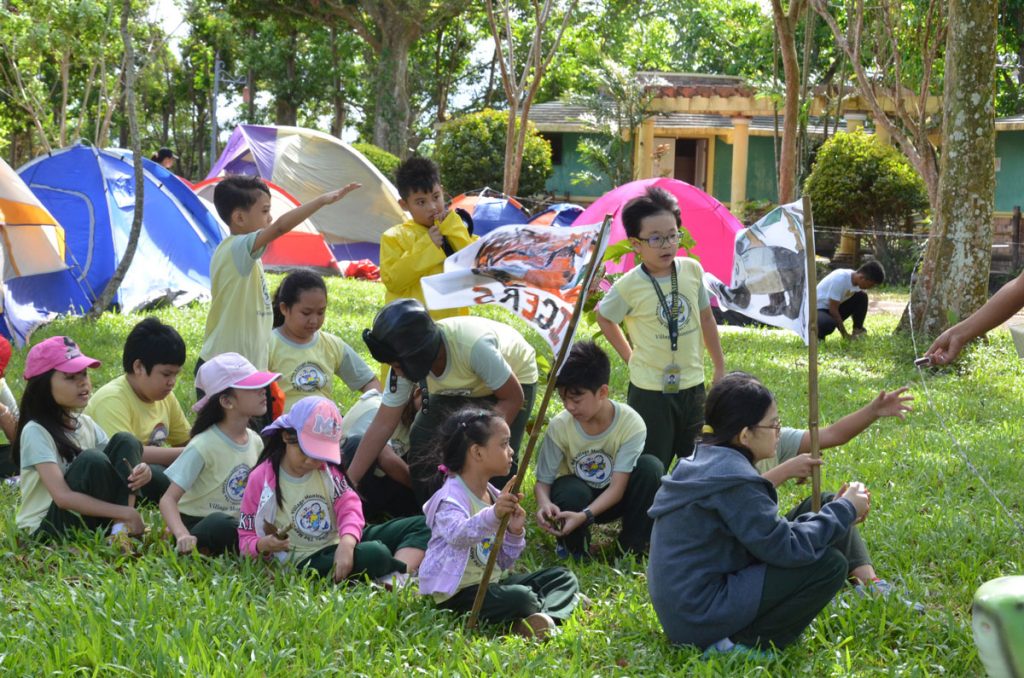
[84,375,190,447]
[598,257,710,391]
[269,329,376,412]
[166,426,262,518]
[535,402,647,489]
[755,426,806,473]
[16,415,108,532]
[277,468,337,562]
[200,231,272,369]
[341,390,411,478]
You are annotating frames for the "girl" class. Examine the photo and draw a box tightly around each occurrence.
[647,376,871,655]
[160,353,280,555]
[238,396,429,585]
[14,336,151,539]
[419,407,580,640]
[269,269,381,413]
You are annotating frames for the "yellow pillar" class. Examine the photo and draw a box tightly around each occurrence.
[730,117,750,216]
[845,112,867,132]
[874,121,891,145]
[635,117,656,179]
[838,113,868,256]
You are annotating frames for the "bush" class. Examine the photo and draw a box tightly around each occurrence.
[352,142,400,180]
[434,108,552,197]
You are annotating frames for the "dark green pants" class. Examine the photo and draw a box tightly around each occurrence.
[342,435,420,520]
[140,464,170,506]
[181,512,239,556]
[627,382,705,469]
[297,516,430,580]
[35,433,143,539]
[786,493,871,573]
[0,443,16,478]
[408,383,537,504]
[439,566,580,625]
[550,455,664,555]
[732,547,848,650]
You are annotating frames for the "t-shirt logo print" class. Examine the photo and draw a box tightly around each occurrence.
[222,464,251,504]
[294,497,332,537]
[574,450,613,488]
[291,362,326,393]
[657,292,691,330]
[473,536,495,566]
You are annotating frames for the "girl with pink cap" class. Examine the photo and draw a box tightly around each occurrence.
[13,336,152,539]
[238,396,429,585]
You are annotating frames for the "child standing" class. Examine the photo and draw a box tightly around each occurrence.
[816,261,885,340]
[238,396,429,585]
[380,157,476,320]
[533,341,662,559]
[198,176,360,391]
[0,336,21,478]
[160,353,280,555]
[596,187,725,468]
[419,407,580,639]
[14,336,151,539]
[268,269,380,412]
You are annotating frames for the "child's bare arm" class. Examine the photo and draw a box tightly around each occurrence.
[699,306,725,383]
[801,386,913,453]
[927,270,1024,364]
[254,182,361,252]
[377,444,412,488]
[596,311,633,364]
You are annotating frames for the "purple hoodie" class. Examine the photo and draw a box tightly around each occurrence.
[418,475,526,598]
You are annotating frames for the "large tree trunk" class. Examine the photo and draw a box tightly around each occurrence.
[771,0,806,204]
[905,0,997,337]
[371,28,416,158]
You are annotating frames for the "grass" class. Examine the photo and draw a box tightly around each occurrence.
[1,275,1021,675]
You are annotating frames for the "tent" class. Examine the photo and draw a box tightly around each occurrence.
[529,202,584,227]
[0,157,67,282]
[572,177,744,284]
[206,125,406,263]
[193,177,339,273]
[449,191,530,237]
[10,144,223,344]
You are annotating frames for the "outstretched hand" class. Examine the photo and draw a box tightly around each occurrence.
[322,182,362,205]
[869,386,914,420]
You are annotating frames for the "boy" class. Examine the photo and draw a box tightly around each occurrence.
[596,187,725,469]
[534,341,663,558]
[85,317,190,501]
[816,261,885,340]
[380,157,476,320]
[199,176,360,378]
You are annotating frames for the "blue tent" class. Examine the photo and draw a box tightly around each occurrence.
[529,202,584,227]
[8,144,223,343]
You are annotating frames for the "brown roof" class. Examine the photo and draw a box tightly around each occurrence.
[636,72,756,98]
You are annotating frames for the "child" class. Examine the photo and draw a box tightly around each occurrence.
[269,269,380,412]
[816,261,885,340]
[647,376,870,654]
[198,176,360,385]
[533,341,662,558]
[352,299,538,503]
[596,186,725,468]
[14,336,151,539]
[0,336,21,478]
[85,317,190,502]
[380,156,476,320]
[160,353,280,555]
[238,396,429,585]
[927,268,1024,364]
[419,407,580,638]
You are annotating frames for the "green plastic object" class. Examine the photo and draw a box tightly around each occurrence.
[974,576,1024,678]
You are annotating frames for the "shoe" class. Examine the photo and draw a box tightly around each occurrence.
[373,572,412,591]
[853,578,925,613]
[851,327,867,337]
[702,638,776,661]
[554,541,589,561]
[512,612,556,641]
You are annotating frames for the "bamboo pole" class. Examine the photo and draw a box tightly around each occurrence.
[466,214,613,630]
[802,195,822,511]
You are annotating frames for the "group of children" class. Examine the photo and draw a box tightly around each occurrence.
[5,153,915,653]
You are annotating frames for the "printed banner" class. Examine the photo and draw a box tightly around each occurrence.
[422,222,608,352]
[704,201,810,344]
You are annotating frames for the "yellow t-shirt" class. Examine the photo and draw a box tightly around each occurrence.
[269,329,376,412]
[165,426,262,518]
[598,257,710,391]
[277,468,337,562]
[84,375,191,448]
[16,415,108,532]
[341,390,411,478]
[434,477,504,602]
[382,316,538,407]
[200,231,272,369]
[535,402,647,489]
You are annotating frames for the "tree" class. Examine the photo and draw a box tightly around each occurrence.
[769,0,808,204]
[485,0,575,196]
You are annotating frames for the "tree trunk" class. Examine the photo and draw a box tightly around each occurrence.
[372,28,416,158]
[904,0,997,337]
[771,0,806,204]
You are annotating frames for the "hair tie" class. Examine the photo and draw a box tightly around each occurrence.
[702,424,714,434]
[438,464,450,475]
[459,421,468,429]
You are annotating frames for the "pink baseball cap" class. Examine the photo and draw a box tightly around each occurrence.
[261,396,343,465]
[24,336,101,380]
[193,352,280,412]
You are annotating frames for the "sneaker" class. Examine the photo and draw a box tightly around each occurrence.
[511,612,557,641]
[853,578,925,613]
[702,638,776,661]
[554,541,589,561]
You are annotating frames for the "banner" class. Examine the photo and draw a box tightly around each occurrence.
[421,222,608,352]
[704,201,810,343]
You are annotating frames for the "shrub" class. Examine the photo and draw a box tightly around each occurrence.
[352,142,400,180]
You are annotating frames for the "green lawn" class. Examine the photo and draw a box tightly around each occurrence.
[1,276,1019,675]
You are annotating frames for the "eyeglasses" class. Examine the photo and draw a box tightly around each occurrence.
[634,232,682,249]
[752,420,782,433]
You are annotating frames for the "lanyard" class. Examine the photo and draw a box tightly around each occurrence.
[641,263,679,351]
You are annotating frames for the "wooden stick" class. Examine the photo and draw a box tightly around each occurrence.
[466,214,613,630]
[802,195,822,511]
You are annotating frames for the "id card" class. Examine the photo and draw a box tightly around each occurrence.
[662,364,681,394]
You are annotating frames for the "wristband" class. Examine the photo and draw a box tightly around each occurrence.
[583,507,595,526]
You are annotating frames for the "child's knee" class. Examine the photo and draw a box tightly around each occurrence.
[355,540,398,577]
[499,586,542,619]
[633,454,665,481]
[821,547,849,584]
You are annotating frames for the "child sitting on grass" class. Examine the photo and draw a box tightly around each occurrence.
[0,336,20,478]
[533,341,662,559]
[239,396,429,586]
[419,407,580,640]
[160,353,280,555]
[14,336,151,539]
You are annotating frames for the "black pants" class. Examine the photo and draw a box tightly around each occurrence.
[181,512,239,556]
[438,566,580,625]
[0,443,16,478]
[342,435,420,520]
[818,292,868,339]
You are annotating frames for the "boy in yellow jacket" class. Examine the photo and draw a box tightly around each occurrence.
[381,157,476,320]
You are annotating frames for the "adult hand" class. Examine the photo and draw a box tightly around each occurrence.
[553,510,588,537]
[535,503,563,536]
[870,387,914,419]
[925,327,967,365]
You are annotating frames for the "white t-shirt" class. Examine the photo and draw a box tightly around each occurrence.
[816,269,863,310]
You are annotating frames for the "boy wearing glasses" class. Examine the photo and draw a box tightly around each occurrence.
[597,187,725,469]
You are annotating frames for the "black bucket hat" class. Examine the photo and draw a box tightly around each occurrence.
[363,299,441,382]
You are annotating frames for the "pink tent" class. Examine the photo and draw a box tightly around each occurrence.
[572,178,743,282]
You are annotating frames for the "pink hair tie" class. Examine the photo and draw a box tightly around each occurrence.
[438,464,450,475]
